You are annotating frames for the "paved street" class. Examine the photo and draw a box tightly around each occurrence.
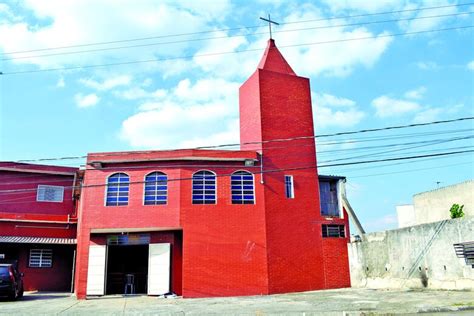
[0,288,473,315]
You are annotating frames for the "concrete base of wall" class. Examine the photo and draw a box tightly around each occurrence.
[349,217,474,291]
[356,277,474,291]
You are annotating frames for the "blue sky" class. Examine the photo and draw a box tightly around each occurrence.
[0,0,473,232]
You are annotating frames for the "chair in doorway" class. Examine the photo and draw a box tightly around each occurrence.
[124,274,135,295]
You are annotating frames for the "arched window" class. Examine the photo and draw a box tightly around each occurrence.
[144,172,167,205]
[231,171,255,204]
[106,173,130,206]
[192,170,216,204]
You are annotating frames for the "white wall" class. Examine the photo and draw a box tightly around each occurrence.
[413,180,473,225]
[349,217,474,290]
[396,204,415,228]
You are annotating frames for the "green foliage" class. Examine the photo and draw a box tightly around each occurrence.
[450,204,465,219]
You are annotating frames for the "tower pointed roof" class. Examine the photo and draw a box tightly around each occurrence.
[257,39,296,76]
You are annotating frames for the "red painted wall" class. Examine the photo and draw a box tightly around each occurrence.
[75,157,264,298]
[321,209,351,288]
[239,39,351,294]
[0,222,76,238]
[0,166,77,217]
[0,244,75,291]
[180,166,269,297]
[0,164,78,292]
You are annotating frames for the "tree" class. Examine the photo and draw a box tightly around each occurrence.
[450,204,465,219]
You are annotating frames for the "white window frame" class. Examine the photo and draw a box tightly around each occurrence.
[284,175,294,199]
[231,170,255,204]
[143,171,168,206]
[104,173,130,207]
[29,249,53,268]
[192,170,217,205]
[36,185,64,203]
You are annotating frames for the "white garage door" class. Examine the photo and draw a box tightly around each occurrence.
[86,245,106,295]
[148,243,170,295]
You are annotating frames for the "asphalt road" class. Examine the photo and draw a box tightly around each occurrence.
[0,288,473,315]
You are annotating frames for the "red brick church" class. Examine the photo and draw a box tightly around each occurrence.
[0,39,351,298]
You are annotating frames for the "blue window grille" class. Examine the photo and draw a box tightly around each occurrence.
[284,175,294,199]
[231,171,254,204]
[144,172,167,205]
[106,173,130,206]
[320,181,339,217]
[192,170,216,204]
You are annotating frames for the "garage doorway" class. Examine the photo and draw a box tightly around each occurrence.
[106,245,149,295]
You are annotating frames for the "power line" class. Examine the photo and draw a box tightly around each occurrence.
[348,161,472,179]
[2,24,473,75]
[4,2,471,56]
[9,116,473,164]
[0,149,472,194]
[2,160,471,205]
[3,11,471,61]
[2,131,472,185]
[3,137,472,186]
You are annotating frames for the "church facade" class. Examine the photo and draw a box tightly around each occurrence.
[0,40,351,298]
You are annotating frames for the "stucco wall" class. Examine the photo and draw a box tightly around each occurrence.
[396,204,416,228]
[413,180,473,225]
[349,217,474,290]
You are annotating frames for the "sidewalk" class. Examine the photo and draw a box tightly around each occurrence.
[0,288,473,315]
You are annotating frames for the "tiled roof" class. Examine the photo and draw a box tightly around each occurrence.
[0,236,76,244]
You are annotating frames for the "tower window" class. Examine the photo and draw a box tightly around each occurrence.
[144,172,167,205]
[320,181,340,217]
[285,175,294,199]
[106,173,130,206]
[192,170,216,204]
[231,171,255,204]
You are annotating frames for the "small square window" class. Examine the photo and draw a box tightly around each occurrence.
[322,224,345,238]
[29,249,53,268]
[37,185,64,203]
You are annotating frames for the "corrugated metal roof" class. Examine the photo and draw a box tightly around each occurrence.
[0,236,76,244]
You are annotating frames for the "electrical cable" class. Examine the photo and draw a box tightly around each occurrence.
[9,117,473,164]
[4,2,471,55]
[2,24,473,75]
[0,148,472,194]
[3,11,471,61]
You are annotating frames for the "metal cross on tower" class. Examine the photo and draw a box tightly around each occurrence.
[259,14,279,39]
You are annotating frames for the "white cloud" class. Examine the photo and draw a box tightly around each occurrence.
[56,77,65,88]
[398,0,459,33]
[321,0,401,13]
[0,1,229,70]
[404,86,427,100]
[74,93,99,108]
[114,87,149,100]
[313,92,365,129]
[79,75,132,91]
[316,93,356,107]
[372,96,421,118]
[413,108,443,123]
[277,10,393,77]
[119,78,240,149]
[416,61,439,70]
[189,6,393,79]
[365,213,398,232]
[468,60,474,71]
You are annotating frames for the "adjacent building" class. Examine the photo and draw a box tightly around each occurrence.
[0,162,79,291]
[397,180,473,228]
